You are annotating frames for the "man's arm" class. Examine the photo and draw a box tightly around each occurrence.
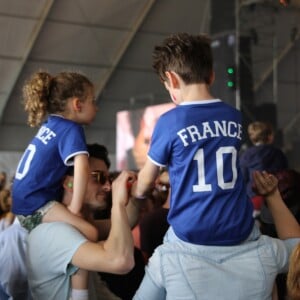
[71,171,135,274]
[253,170,300,239]
[94,162,157,241]
[93,194,146,241]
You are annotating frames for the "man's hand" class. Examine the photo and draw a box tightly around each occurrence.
[252,170,278,197]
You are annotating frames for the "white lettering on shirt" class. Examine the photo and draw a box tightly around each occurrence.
[177,120,242,147]
[36,126,56,145]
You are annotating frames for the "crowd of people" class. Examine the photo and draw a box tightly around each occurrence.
[0,32,300,300]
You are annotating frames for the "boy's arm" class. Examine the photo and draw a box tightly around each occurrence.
[132,158,160,198]
[253,170,300,239]
[68,154,89,215]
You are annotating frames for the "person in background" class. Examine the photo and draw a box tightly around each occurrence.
[0,218,32,300]
[240,121,288,215]
[130,105,175,170]
[0,188,14,232]
[12,71,98,300]
[117,104,174,171]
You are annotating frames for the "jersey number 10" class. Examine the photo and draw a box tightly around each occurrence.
[193,146,237,192]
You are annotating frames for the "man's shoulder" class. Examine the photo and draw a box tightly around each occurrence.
[27,222,87,264]
[28,222,84,241]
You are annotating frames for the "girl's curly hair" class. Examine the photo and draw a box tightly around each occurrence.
[23,71,93,127]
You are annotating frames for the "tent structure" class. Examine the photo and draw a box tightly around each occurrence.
[0,0,299,171]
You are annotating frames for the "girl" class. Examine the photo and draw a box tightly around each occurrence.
[12,71,98,300]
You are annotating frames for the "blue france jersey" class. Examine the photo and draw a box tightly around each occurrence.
[148,99,254,245]
[12,115,88,215]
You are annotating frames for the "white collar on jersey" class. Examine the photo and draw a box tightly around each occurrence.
[179,99,221,106]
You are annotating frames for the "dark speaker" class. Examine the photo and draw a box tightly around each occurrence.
[210,0,255,142]
[210,0,235,35]
[211,35,254,111]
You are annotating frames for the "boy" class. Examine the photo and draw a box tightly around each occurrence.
[132,33,254,245]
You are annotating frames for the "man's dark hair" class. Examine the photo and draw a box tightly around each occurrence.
[66,143,111,175]
[87,143,111,168]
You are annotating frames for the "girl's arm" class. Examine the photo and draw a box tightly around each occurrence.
[68,154,89,215]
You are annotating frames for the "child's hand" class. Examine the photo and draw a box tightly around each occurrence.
[127,175,137,193]
[112,171,137,206]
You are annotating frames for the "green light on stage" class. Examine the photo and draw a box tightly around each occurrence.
[226,66,236,89]
[227,81,234,88]
[227,67,234,74]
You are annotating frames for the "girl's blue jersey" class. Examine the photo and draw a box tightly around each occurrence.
[148,99,254,245]
[12,115,88,215]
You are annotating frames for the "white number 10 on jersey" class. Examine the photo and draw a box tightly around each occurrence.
[193,146,237,192]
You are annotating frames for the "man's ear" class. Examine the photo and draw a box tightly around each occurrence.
[63,176,73,191]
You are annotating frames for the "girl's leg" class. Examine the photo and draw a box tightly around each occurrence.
[71,269,89,300]
[42,202,98,242]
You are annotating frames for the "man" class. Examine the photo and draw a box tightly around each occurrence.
[26,144,142,300]
[0,144,120,300]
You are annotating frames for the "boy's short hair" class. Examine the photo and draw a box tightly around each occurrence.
[152,32,213,85]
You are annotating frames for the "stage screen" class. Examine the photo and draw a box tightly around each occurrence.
[116,102,175,171]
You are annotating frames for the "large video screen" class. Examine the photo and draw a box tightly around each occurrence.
[116,102,175,171]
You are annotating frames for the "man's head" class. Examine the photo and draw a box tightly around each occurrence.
[63,143,112,210]
[87,143,111,169]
